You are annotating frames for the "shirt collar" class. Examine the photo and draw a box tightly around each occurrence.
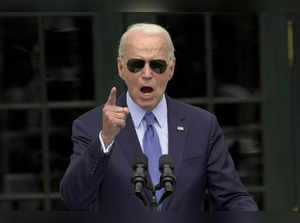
[126,92,167,129]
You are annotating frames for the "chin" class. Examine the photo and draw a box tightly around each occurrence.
[137,102,154,111]
[140,104,153,111]
[141,98,162,111]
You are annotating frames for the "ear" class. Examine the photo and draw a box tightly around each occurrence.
[117,58,125,80]
[168,59,176,81]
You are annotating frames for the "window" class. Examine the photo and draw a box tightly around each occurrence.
[0,14,95,210]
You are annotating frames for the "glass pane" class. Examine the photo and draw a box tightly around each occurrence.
[249,192,264,210]
[212,14,260,97]
[0,17,41,103]
[0,110,43,194]
[156,14,206,98]
[0,199,43,210]
[43,16,94,101]
[48,109,90,192]
[214,103,263,186]
[51,198,68,211]
[228,132,263,186]
[215,103,260,126]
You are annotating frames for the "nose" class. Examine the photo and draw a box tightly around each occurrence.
[141,62,152,79]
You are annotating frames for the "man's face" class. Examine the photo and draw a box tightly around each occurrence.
[118,31,175,111]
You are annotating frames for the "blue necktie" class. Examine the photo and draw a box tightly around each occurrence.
[143,112,163,207]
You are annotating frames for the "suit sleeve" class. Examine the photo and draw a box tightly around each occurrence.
[206,115,258,211]
[60,118,111,210]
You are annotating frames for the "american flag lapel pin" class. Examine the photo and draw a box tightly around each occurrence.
[177,126,184,131]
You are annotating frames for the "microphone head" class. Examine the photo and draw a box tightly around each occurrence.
[132,153,148,169]
[159,155,174,171]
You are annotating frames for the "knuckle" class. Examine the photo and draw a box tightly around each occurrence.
[103,105,109,112]
[108,116,114,124]
[103,110,109,118]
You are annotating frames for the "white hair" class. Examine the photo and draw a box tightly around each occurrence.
[118,23,175,60]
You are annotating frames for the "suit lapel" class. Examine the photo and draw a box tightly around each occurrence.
[116,114,142,167]
[163,96,188,210]
[114,93,153,203]
[115,93,142,168]
[167,96,187,172]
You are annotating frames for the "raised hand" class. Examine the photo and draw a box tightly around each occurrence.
[101,87,129,147]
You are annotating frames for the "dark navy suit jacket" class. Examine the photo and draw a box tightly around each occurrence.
[60,93,258,212]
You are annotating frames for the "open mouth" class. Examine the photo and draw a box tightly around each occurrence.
[140,86,154,94]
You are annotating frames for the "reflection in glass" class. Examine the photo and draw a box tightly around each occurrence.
[215,103,262,186]
[48,109,90,192]
[228,132,263,186]
[212,15,260,97]
[0,17,41,103]
[0,110,43,198]
[43,17,94,101]
[156,14,206,98]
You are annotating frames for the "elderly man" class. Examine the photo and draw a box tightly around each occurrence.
[60,23,258,212]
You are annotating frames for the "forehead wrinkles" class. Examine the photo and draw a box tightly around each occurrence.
[123,33,170,59]
[125,43,169,59]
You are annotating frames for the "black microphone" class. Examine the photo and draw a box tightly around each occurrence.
[131,153,148,206]
[158,155,176,203]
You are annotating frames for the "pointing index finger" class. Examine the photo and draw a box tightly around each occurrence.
[106,87,117,105]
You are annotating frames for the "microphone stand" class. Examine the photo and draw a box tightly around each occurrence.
[142,183,171,212]
[150,186,159,212]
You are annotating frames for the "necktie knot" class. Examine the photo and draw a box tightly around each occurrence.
[144,112,155,127]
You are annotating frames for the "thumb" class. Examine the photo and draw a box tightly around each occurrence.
[106,87,117,105]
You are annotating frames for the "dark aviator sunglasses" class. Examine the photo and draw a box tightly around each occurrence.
[127,58,168,74]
